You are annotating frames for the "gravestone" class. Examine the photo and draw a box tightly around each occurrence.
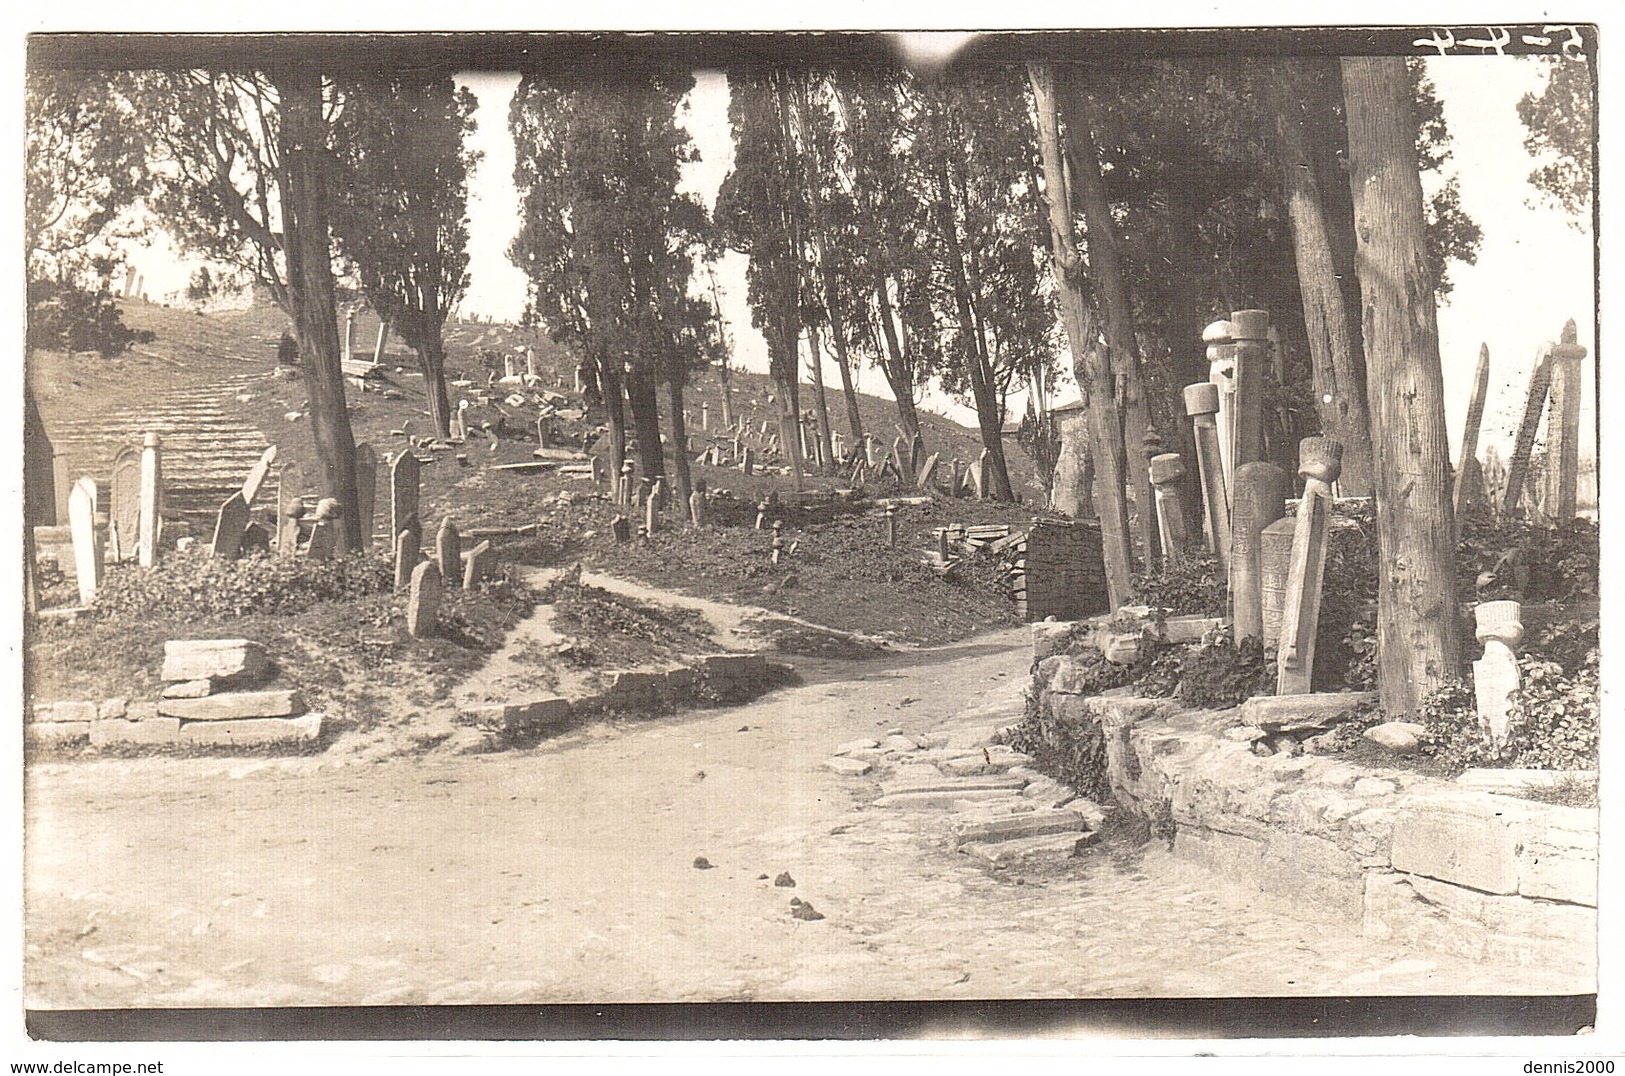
[1202,319,1238,489]
[1228,310,1268,478]
[463,540,492,588]
[1148,453,1188,565]
[1277,436,1342,695]
[1544,319,1588,520]
[910,434,926,478]
[68,477,102,606]
[276,461,305,555]
[1453,343,1491,514]
[1258,517,1296,647]
[406,561,442,638]
[109,446,141,562]
[390,449,421,540]
[1501,343,1554,516]
[240,522,272,557]
[1183,382,1229,568]
[689,490,707,528]
[610,515,631,543]
[1472,600,1523,748]
[1019,521,1109,622]
[211,492,251,560]
[916,453,939,490]
[305,519,337,561]
[884,504,898,547]
[354,443,378,550]
[241,445,279,508]
[394,516,422,588]
[1230,461,1290,644]
[138,433,163,568]
[590,455,605,486]
[437,517,462,586]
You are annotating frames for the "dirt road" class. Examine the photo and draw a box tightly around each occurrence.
[24,628,1561,1008]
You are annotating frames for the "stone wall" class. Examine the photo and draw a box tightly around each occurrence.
[1015,521,1108,622]
[1024,645,1598,975]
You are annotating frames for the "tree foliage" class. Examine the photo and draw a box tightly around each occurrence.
[1518,57,1594,221]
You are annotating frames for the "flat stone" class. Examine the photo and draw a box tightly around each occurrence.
[97,698,128,720]
[161,639,268,684]
[1161,615,1224,644]
[943,756,993,777]
[1237,692,1376,732]
[126,700,159,721]
[1508,804,1599,905]
[834,738,879,756]
[823,756,872,776]
[91,718,182,746]
[880,734,919,753]
[1363,721,1427,751]
[890,763,945,784]
[960,832,1086,867]
[1063,798,1108,828]
[158,689,303,721]
[949,807,1089,849]
[944,725,998,750]
[25,722,90,746]
[874,788,1024,810]
[880,773,1027,797]
[162,679,214,699]
[1225,725,1269,743]
[178,713,323,746]
[1021,778,1077,809]
[458,697,571,734]
[1390,794,1521,895]
[40,700,98,723]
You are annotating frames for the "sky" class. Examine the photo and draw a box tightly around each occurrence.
[122,50,1596,461]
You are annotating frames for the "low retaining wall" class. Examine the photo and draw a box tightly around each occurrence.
[1024,649,1598,974]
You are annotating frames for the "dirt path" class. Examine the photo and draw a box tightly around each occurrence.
[23,628,1569,1009]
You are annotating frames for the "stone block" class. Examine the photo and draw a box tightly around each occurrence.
[834,738,879,756]
[162,679,214,699]
[161,639,268,684]
[880,773,1026,797]
[26,722,90,746]
[1363,721,1426,751]
[1173,826,1265,890]
[960,832,1085,867]
[126,699,159,721]
[824,756,872,776]
[1260,832,1366,924]
[43,700,98,723]
[948,807,1088,849]
[1508,805,1598,906]
[702,653,767,680]
[1160,615,1224,645]
[158,689,303,721]
[662,667,696,696]
[458,698,571,734]
[880,734,920,753]
[1389,795,1520,895]
[91,718,181,745]
[606,671,666,703]
[1236,691,1375,732]
[874,788,1024,810]
[1031,621,1077,662]
[178,713,323,746]
[97,698,128,719]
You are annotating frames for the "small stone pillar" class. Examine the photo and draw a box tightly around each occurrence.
[689,489,707,528]
[619,460,636,505]
[771,521,786,565]
[138,432,163,568]
[1148,453,1188,565]
[1473,600,1523,749]
[1202,319,1238,489]
[610,514,631,543]
[645,479,662,536]
[1544,319,1588,520]
[306,498,341,561]
[390,449,421,542]
[1229,309,1268,478]
[1230,462,1290,645]
[885,504,898,548]
[68,477,102,606]
[406,561,442,638]
[1183,383,1229,570]
[343,308,356,363]
[394,516,422,588]
[277,461,304,556]
[462,540,492,588]
[1276,436,1342,695]
[437,518,462,587]
[701,402,710,431]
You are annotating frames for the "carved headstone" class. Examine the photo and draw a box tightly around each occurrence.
[1148,453,1188,565]
[462,539,492,589]
[1183,382,1229,569]
[305,497,341,561]
[241,445,279,508]
[138,432,163,568]
[1202,319,1238,489]
[1277,437,1342,695]
[436,518,462,587]
[390,450,421,541]
[406,560,442,638]
[354,443,377,550]
[1230,461,1290,644]
[68,476,101,606]
[109,446,141,562]
[1228,310,1268,478]
[1258,517,1297,647]
[211,492,251,560]
[1472,600,1523,748]
[276,461,305,556]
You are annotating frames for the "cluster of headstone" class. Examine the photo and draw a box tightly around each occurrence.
[50,432,166,609]
[385,449,493,638]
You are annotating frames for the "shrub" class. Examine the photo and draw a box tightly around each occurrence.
[1128,553,1225,617]
[1415,679,1503,775]
[1175,632,1274,710]
[94,547,396,619]
[1506,650,1600,770]
[1455,511,1599,604]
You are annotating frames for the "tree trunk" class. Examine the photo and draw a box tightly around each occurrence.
[1059,75,1158,569]
[873,279,922,444]
[277,68,362,552]
[626,369,666,498]
[766,325,805,489]
[665,376,694,510]
[1342,55,1463,715]
[597,357,628,497]
[1028,63,1134,609]
[411,331,453,441]
[805,326,836,471]
[1270,61,1376,496]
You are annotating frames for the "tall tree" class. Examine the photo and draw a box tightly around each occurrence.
[329,74,479,440]
[1341,55,1462,716]
[134,69,362,549]
[509,66,709,501]
[1518,56,1594,222]
[1028,62,1134,608]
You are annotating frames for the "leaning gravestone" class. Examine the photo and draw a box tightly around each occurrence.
[68,476,102,606]
[354,443,378,550]
[276,461,305,555]
[109,446,141,563]
[407,560,442,638]
[390,449,421,541]
[241,445,279,508]
[211,492,251,560]
[462,539,492,588]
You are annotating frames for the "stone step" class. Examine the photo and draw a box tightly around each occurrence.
[873,788,1025,810]
[880,773,1027,797]
[959,831,1089,867]
[948,806,1091,849]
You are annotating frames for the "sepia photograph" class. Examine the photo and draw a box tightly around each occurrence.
[11,13,1610,1058]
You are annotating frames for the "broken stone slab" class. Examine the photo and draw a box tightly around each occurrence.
[161,679,214,699]
[91,718,182,746]
[161,639,269,685]
[1235,691,1375,733]
[25,722,90,746]
[879,734,920,753]
[948,807,1091,849]
[834,738,880,756]
[158,689,303,721]
[457,697,571,736]
[1063,798,1110,829]
[178,713,323,747]
[960,832,1089,867]
[97,698,128,720]
[1021,777,1078,808]
[1363,721,1427,751]
[1225,725,1270,743]
[943,755,994,777]
[873,788,1024,810]
[824,756,873,776]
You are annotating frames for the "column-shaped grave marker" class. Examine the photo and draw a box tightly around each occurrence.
[305,498,341,561]
[1544,319,1588,521]
[1148,453,1189,566]
[276,461,305,556]
[407,560,442,638]
[390,449,421,542]
[1276,436,1342,695]
[137,432,163,568]
[1229,310,1269,477]
[1230,461,1290,645]
[1259,516,1297,646]
[394,515,423,588]
[462,540,492,589]
[68,476,102,606]
[1472,600,1523,749]
[1501,343,1554,517]
[1183,383,1229,569]
[1453,343,1491,514]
